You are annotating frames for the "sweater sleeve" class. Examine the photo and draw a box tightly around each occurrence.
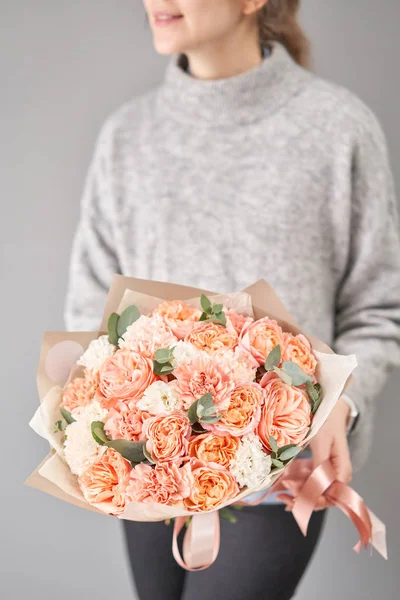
[63,117,121,331]
[332,111,400,442]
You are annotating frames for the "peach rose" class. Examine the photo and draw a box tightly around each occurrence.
[172,355,234,411]
[153,300,202,340]
[257,372,312,451]
[185,321,238,354]
[143,411,191,463]
[118,314,178,359]
[203,382,264,437]
[98,349,157,404]
[104,401,150,442]
[61,370,99,414]
[183,458,239,511]
[126,461,193,505]
[282,332,317,376]
[225,309,254,336]
[239,317,284,366]
[188,432,239,468]
[78,448,132,516]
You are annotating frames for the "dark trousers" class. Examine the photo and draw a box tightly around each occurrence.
[122,504,327,600]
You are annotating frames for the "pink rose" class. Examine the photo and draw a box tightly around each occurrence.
[282,332,317,376]
[257,372,312,452]
[172,355,235,410]
[153,300,202,340]
[126,462,193,505]
[118,314,178,360]
[183,458,239,511]
[104,401,150,442]
[98,349,157,404]
[143,411,192,463]
[225,309,254,336]
[239,317,284,366]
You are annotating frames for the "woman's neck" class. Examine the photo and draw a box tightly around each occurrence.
[184,34,264,81]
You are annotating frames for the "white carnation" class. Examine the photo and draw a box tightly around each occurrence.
[229,432,272,489]
[77,335,116,372]
[136,380,183,415]
[170,341,208,368]
[64,401,108,476]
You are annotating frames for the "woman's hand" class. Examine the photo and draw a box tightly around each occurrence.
[307,396,352,510]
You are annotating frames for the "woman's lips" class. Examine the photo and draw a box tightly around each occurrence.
[153,13,184,27]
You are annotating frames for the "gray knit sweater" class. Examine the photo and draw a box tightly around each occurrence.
[64,42,400,475]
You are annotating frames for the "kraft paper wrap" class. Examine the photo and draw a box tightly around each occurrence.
[26,276,357,522]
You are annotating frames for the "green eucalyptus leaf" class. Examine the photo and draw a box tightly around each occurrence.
[143,444,156,464]
[269,435,279,454]
[106,439,147,463]
[282,361,312,386]
[155,348,174,364]
[107,312,119,346]
[265,345,282,372]
[192,422,207,434]
[279,445,301,461]
[54,420,66,433]
[91,421,108,445]
[199,312,208,321]
[153,361,174,376]
[312,396,323,414]
[200,414,222,424]
[198,392,214,410]
[200,294,212,313]
[60,407,76,425]
[306,380,319,404]
[213,312,226,327]
[272,366,293,386]
[116,305,140,338]
[271,458,284,469]
[213,303,223,313]
[188,399,200,424]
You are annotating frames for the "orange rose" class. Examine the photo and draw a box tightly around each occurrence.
[153,300,201,340]
[257,372,312,451]
[239,317,284,366]
[185,321,238,354]
[143,411,191,463]
[61,370,99,414]
[183,458,239,511]
[203,382,264,437]
[78,448,132,516]
[188,433,239,468]
[282,333,317,376]
[98,349,157,403]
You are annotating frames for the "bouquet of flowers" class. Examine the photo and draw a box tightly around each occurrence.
[27,276,385,569]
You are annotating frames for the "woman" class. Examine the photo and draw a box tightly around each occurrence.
[64,1,400,598]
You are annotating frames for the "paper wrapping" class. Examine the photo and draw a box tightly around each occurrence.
[26,276,357,522]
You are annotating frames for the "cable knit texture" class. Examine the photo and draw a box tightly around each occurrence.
[64,43,400,482]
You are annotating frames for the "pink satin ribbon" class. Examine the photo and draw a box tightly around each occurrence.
[171,458,387,570]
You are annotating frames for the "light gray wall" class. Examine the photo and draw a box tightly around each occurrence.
[1,1,399,598]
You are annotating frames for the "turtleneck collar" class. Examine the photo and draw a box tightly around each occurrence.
[158,42,312,126]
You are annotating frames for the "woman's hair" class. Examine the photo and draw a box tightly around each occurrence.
[258,0,311,69]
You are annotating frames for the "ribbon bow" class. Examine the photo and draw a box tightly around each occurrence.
[172,458,387,571]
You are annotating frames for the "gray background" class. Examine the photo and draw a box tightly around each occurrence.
[1,1,399,598]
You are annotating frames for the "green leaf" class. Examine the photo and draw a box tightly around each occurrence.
[265,345,281,372]
[279,445,301,461]
[282,361,312,386]
[271,458,284,469]
[213,303,223,313]
[197,392,214,411]
[269,435,278,454]
[60,407,76,425]
[155,348,174,364]
[106,439,147,463]
[153,361,174,376]
[107,312,119,346]
[143,444,156,464]
[200,413,222,424]
[219,508,237,524]
[116,305,140,338]
[91,421,108,445]
[54,420,66,433]
[272,366,293,386]
[312,395,323,414]
[200,294,212,313]
[188,399,200,424]
[199,312,208,321]
[213,312,226,327]
[191,422,207,434]
[231,504,244,511]
[306,380,320,404]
